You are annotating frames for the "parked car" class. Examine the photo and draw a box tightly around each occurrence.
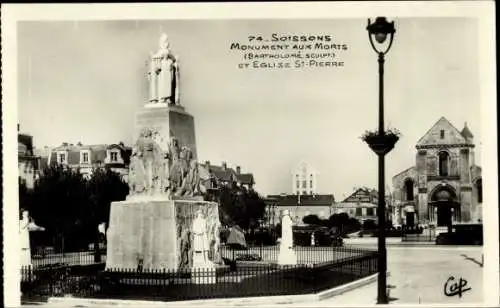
[435,223,483,245]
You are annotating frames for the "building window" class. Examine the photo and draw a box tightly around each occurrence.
[366,208,374,216]
[405,179,414,201]
[476,179,483,203]
[296,181,300,189]
[302,180,306,188]
[355,208,362,217]
[110,152,118,162]
[82,152,89,163]
[438,151,449,176]
[440,130,445,139]
[302,191,307,195]
[309,180,313,187]
[58,153,66,164]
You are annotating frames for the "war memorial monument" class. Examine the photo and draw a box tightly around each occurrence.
[105,34,221,281]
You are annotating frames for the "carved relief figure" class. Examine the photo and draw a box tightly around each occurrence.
[169,138,183,193]
[128,128,166,195]
[191,209,212,267]
[153,131,170,193]
[128,148,147,194]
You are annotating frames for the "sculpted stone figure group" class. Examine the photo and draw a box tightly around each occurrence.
[128,127,202,198]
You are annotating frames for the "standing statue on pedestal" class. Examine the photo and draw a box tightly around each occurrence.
[19,210,44,267]
[148,33,180,106]
[278,209,297,265]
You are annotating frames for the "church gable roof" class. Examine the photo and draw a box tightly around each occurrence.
[416,117,467,147]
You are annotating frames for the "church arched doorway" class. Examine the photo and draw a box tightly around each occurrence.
[429,185,460,228]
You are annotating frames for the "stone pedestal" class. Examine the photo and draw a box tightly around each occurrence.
[134,105,197,159]
[277,246,297,266]
[105,197,221,271]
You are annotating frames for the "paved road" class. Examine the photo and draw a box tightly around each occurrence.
[20,245,484,307]
[315,245,484,306]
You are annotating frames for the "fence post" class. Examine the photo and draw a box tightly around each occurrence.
[260,242,263,261]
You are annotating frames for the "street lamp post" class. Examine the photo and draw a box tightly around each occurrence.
[365,17,397,305]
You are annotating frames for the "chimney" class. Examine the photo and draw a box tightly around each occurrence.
[62,142,68,146]
[77,141,83,146]
[205,160,210,167]
[236,166,241,174]
[222,161,227,170]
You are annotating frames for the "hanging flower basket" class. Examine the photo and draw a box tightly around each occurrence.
[361,129,400,156]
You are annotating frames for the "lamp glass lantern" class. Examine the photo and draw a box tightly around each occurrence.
[367,17,396,54]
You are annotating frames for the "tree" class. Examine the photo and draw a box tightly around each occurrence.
[26,165,129,253]
[19,177,32,216]
[216,183,266,230]
[29,165,88,252]
[86,167,129,261]
[303,214,322,226]
[326,213,362,236]
[86,167,129,227]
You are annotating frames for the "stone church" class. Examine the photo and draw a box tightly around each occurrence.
[392,117,482,228]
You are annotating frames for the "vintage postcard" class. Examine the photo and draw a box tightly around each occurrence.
[2,2,498,307]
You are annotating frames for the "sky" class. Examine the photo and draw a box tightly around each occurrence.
[17,18,482,199]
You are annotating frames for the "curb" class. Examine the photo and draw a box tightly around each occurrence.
[47,273,380,307]
[316,272,380,301]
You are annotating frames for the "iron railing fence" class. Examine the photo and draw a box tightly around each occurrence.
[401,227,436,242]
[30,248,106,268]
[21,246,378,303]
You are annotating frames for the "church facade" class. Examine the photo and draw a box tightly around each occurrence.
[392,117,482,227]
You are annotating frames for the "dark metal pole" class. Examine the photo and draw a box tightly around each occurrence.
[377,51,388,305]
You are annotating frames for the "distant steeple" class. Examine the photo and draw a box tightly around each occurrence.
[460,122,474,143]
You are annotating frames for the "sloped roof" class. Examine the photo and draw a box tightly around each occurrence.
[48,143,132,166]
[341,187,378,204]
[460,123,474,139]
[392,166,415,179]
[416,117,467,147]
[236,173,254,185]
[209,165,236,182]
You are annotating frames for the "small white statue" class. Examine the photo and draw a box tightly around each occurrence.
[278,209,297,265]
[147,33,180,106]
[191,209,214,268]
[19,210,44,267]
